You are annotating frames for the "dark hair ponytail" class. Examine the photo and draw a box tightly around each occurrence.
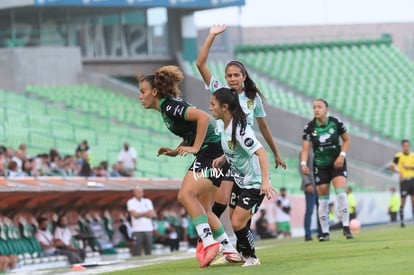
[226,60,265,101]
[212,87,247,147]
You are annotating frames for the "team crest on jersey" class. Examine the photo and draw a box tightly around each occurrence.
[247,100,254,110]
[227,140,235,150]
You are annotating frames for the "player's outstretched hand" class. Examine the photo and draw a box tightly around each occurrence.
[210,24,227,36]
[157,147,178,157]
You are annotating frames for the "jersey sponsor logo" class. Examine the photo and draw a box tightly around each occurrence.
[227,140,235,150]
[244,138,254,147]
[319,133,331,143]
[173,105,185,116]
[166,105,172,111]
[247,100,254,110]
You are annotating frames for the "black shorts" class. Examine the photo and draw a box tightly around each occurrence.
[188,141,223,187]
[313,161,348,186]
[221,161,234,182]
[400,178,414,197]
[229,183,265,214]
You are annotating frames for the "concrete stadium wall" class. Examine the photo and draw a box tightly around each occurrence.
[0,47,81,92]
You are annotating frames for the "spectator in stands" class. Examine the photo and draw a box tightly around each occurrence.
[77,151,94,177]
[16,143,29,162]
[75,140,89,159]
[35,217,84,265]
[299,150,322,241]
[0,254,17,273]
[0,148,6,176]
[117,142,137,177]
[127,186,155,256]
[49,148,68,176]
[109,162,123,177]
[6,160,25,177]
[54,215,85,262]
[34,153,52,176]
[180,210,197,248]
[153,212,179,252]
[347,187,357,220]
[276,188,292,238]
[63,155,79,176]
[22,158,39,177]
[255,209,274,239]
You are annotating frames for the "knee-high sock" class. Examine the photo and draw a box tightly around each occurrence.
[234,224,256,258]
[335,189,350,227]
[318,195,330,234]
[213,226,236,253]
[400,206,404,223]
[212,202,227,219]
[192,215,216,248]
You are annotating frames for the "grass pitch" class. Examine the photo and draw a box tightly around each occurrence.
[104,224,413,275]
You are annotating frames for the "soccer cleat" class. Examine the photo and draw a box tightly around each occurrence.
[305,235,313,242]
[200,242,220,268]
[343,226,354,239]
[210,255,228,266]
[319,233,330,242]
[196,240,204,263]
[224,252,245,263]
[241,257,261,267]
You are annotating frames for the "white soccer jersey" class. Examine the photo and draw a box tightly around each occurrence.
[217,121,265,189]
[207,76,266,127]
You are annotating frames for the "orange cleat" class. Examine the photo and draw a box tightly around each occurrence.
[196,240,204,263]
[200,242,220,268]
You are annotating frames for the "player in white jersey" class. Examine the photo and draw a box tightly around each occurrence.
[209,87,277,267]
[196,23,286,228]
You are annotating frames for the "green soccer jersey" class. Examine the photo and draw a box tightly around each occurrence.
[302,116,347,167]
[159,97,220,147]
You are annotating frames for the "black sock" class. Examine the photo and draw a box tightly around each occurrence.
[234,225,256,258]
[400,206,404,223]
[212,202,227,219]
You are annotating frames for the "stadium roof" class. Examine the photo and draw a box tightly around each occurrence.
[0,0,245,10]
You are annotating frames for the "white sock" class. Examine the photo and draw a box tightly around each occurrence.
[195,223,216,248]
[318,197,330,234]
[216,232,237,253]
[336,192,350,226]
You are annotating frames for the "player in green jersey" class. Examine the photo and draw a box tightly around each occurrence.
[138,65,239,267]
[300,99,353,241]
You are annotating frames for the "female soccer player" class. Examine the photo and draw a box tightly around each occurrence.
[196,23,285,221]
[138,65,238,267]
[209,87,276,267]
[300,99,354,241]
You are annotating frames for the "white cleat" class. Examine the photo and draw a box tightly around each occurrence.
[224,252,245,263]
[241,257,261,267]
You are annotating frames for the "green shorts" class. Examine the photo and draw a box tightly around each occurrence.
[276,221,291,232]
